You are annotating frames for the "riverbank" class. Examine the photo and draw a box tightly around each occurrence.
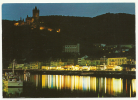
[3,69,136,78]
[29,70,136,78]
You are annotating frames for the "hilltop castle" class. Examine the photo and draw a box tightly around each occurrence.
[14,6,60,32]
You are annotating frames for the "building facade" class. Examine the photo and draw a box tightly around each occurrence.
[107,57,127,66]
[64,43,80,53]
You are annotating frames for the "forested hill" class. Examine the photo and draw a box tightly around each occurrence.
[39,13,135,45]
[2,13,135,68]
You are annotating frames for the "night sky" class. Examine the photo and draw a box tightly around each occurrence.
[2,3,135,21]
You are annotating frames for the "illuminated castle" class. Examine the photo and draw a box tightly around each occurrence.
[14,6,39,26]
[14,6,60,32]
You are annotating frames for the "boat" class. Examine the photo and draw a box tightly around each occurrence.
[4,59,23,87]
[7,75,23,87]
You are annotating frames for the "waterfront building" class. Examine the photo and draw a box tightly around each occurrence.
[107,57,127,66]
[64,65,73,70]
[89,66,97,70]
[82,66,90,71]
[121,64,136,71]
[73,65,79,70]
[50,59,67,67]
[100,56,107,65]
[41,66,47,70]
[30,62,40,69]
[16,64,24,69]
[106,57,127,70]
[67,59,74,65]
[91,60,100,66]
[23,63,30,69]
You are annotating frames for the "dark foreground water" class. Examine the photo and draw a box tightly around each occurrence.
[3,74,136,98]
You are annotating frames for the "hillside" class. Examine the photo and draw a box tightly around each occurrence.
[2,13,135,68]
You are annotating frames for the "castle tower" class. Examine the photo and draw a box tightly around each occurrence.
[33,6,39,19]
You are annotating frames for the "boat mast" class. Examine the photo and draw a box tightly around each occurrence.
[13,59,15,74]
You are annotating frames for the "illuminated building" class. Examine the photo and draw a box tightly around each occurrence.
[106,57,127,70]
[40,26,45,30]
[67,59,74,65]
[30,62,41,69]
[14,7,39,27]
[91,60,100,66]
[14,22,19,26]
[33,6,39,20]
[14,7,61,32]
[119,44,134,48]
[64,43,80,54]
[50,59,67,67]
[93,43,106,47]
[26,6,39,25]
[56,29,60,33]
[90,66,97,70]
[15,64,24,69]
[78,58,92,66]
[100,56,107,65]
[107,57,127,66]
[48,28,53,31]
[26,15,34,25]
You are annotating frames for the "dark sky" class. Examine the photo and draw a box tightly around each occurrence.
[2,3,135,21]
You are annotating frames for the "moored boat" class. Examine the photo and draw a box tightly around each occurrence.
[4,59,23,87]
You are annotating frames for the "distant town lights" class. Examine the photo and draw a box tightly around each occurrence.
[48,28,53,31]
[14,22,19,26]
[40,27,45,30]
[57,29,60,33]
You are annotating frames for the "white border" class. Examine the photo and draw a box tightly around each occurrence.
[0,0,137,100]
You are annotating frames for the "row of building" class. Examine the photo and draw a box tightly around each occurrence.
[62,43,134,55]
[8,56,136,71]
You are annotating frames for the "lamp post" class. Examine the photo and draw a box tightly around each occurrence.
[103,56,106,70]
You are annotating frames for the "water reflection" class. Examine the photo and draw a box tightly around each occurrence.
[132,79,136,93]
[3,74,136,97]
[40,74,136,97]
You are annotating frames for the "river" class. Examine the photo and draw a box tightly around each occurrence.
[3,74,136,98]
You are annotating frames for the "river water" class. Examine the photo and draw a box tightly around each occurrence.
[3,74,136,98]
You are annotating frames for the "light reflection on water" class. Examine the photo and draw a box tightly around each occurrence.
[3,74,136,97]
[40,74,136,96]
